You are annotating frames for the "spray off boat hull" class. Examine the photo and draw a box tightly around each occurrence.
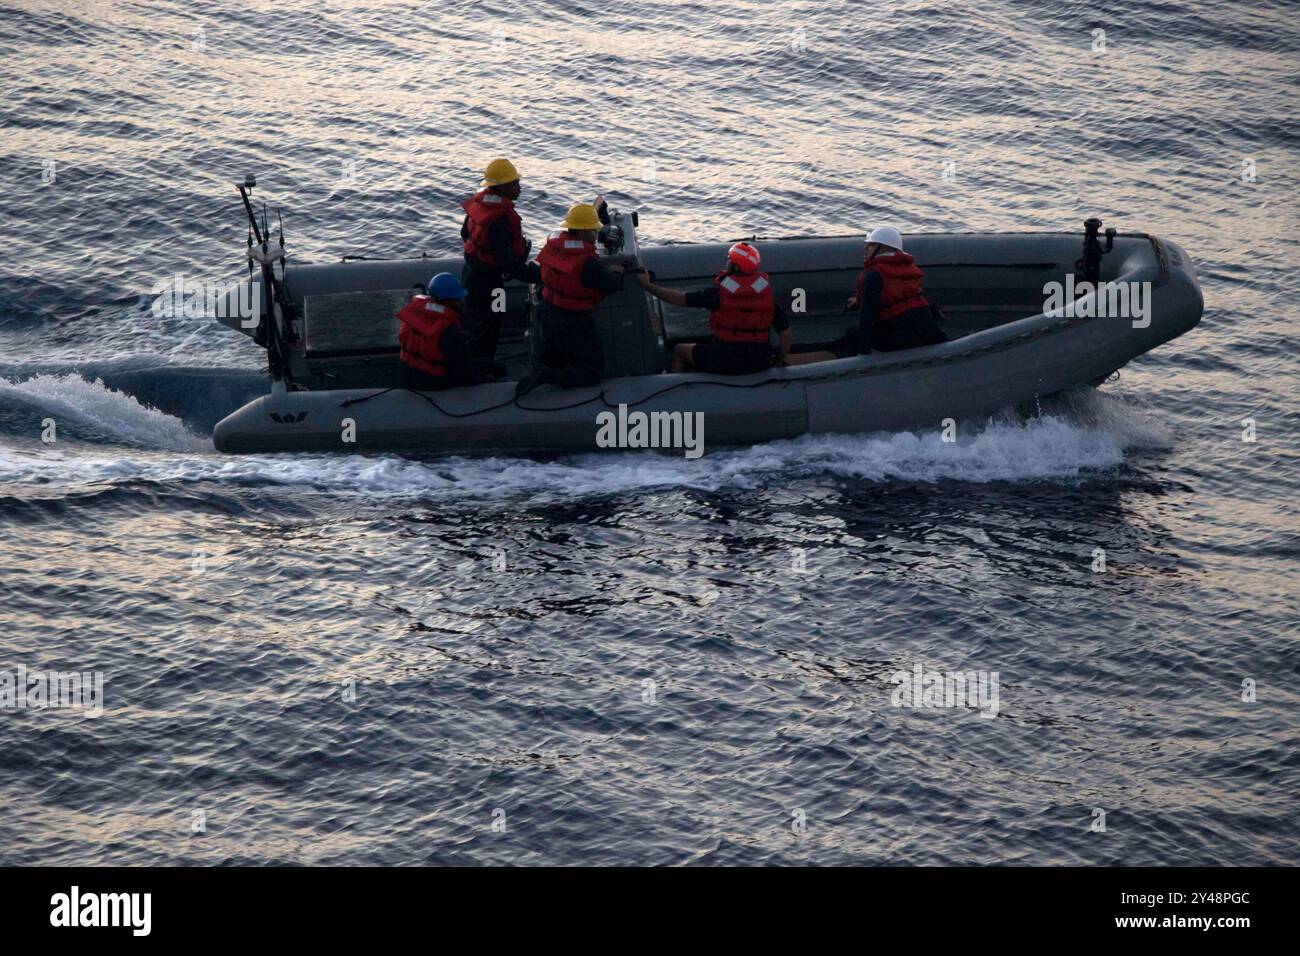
[212,228,1203,455]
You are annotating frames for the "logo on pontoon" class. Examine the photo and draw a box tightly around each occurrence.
[269,411,308,424]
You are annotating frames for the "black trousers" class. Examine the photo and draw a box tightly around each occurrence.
[400,365,453,390]
[460,259,505,360]
[400,361,505,391]
[532,301,603,388]
[818,306,949,357]
[691,338,772,374]
[867,306,949,352]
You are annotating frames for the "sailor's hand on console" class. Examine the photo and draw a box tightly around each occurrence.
[844,294,858,311]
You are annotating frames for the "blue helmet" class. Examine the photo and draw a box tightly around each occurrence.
[428,272,465,300]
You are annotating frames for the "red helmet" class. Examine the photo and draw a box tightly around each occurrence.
[727,241,761,274]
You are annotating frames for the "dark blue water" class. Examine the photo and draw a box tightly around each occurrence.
[0,0,1296,865]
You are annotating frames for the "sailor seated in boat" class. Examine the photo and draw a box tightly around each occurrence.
[788,227,948,365]
[396,273,506,390]
[515,203,627,397]
[635,242,792,374]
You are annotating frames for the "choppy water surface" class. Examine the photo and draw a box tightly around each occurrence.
[0,0,1296,865]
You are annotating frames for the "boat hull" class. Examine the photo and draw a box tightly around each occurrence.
[213,233,1203,455]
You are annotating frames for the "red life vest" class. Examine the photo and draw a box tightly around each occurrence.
[461,189,526,268]
[709,271,775,343]
[858,251,929,321]
[397,296,460,377]
[538,233,604,312]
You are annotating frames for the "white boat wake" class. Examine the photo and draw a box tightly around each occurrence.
[0,374,1172,498]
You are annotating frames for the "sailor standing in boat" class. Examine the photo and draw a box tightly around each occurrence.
[396,273,505,390]
[635,242,792,374]
[514,202,626,396]
[459,157,535,360]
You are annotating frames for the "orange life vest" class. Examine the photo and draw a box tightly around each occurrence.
[709,271,775,343]
[858,251,929,321]
[538,233,604,312]
[397,296,459,377]
[461,190,526,268]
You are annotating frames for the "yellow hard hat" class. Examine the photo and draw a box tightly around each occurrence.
[562,203,601,232]
[481,157,520,187]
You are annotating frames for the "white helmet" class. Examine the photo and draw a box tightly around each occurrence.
[865,226,903,251]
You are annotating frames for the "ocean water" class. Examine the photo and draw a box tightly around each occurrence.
[0,0,1297,865]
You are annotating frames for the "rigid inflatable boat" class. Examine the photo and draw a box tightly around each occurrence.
[212,179,1202,455]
